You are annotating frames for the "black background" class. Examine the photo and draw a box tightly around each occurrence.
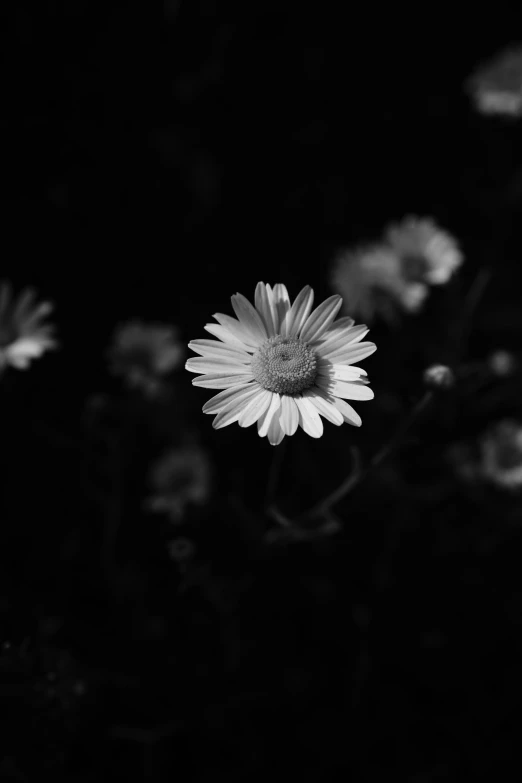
[1,4,522,781]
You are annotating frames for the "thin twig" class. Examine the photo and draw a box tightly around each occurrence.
[305,392,433,518]
[454,267,492,364]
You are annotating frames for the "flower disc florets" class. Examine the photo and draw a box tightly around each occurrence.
[251,336,317,394]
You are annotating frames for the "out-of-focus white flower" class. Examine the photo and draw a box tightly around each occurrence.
[384,216,464,286]
[186,282,376,445]
[423,364,454,389]
[144,443,212,522]
[0,281,58,372]
[467,46,522,117]
[489,350,516,377]
[449,420,522,492]
[480,420,522,491]
[107,320,183,397]
[330,244,430,323]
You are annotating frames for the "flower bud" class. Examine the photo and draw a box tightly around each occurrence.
[423,364,454,389]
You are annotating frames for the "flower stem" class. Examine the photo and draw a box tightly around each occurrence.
[454,267,492,364]
[264,438,287,510]
[306,390,434,518]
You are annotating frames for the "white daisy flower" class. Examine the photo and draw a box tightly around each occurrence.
[384,215,464,286]
[186,282,376,445]
[107,320,184,397]
[329,244,428,324]
[480,420,522,491]
[467,46,522,117]
[0,281,57,372]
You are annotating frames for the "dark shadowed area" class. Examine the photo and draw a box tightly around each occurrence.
[1,4,522,781]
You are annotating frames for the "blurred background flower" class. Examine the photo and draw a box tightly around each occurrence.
[144,442,212,522]
[467,45,522,117]
[107,319,184,397]
[384,215,464,286]
[330,243,428,323]
[331,216,462,324]
[0,281,57,373]
[448,420,522,491]
[488,349,517,377]
[480,419,522,490]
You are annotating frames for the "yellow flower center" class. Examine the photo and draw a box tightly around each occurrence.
[251,336,317,394]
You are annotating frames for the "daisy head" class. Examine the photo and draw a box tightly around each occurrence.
[467,45,522,117]
[144,443,212,522]
[186,282,376,445]
[107,320,184,397]
[384,215,464,286]
[330,244,428,324]
[0,281,58,372]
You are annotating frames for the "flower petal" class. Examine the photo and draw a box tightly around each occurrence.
[12,288,37,323]
[317,361,368,382]
[258,393,281,437]
[329,396,362,427]
[264,284,279,332]
[192,373,254,389]
[271,284,291,337]
[231,293,268,345]
[295,395,324,438]
[314,324,369,357]
[202,382,260,414]
[212,313,261,348]
[284,285,314,338]
[188,339,251,363]
[238,389,273,428]
[305,388,344,426]
[280,394,299,436]
[204,322,253,352]
[324,341,377,365]
[254,282,277,338]
[318,377,375,401]
[185,357,251,374]
[213,390,260,429]
[267,413,285,445]
[299,295,343,343]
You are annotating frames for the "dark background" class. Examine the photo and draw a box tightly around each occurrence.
[1,3,522,780]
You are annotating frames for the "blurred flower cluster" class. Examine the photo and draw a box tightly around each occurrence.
[330,216,463,323]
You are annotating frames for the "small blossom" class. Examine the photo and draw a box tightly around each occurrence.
[489,350,516,377]
[0,281,58,372]
[423,364,454,389]
[107,320,183,397]
[384,215,464,286]
[467,45,522,117]
[144,443,212,522]
[186,282,376,444]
